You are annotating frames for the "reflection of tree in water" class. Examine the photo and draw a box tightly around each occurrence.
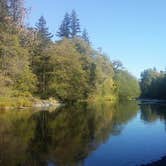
[25,111,52,166]
[0,110,36,166]
[140,104,166,123]
[140,104,166,132]
[87,101,139,144]
[0,101,139,166]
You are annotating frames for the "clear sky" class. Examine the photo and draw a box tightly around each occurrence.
[25,0,166,77]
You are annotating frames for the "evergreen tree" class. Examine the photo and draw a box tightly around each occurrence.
[34,16,53,98]
[35,16,53,47]
[82,28,90,44]
[70,10,81,38]
[57,12,70,38]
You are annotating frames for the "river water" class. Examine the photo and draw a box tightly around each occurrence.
[0,101,166,166]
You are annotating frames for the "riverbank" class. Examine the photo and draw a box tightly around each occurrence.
[142,156,166,166]
[0,95,132,110]
[0,97,60,110]
[138,99,166,105]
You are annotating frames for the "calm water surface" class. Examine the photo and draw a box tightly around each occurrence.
[0,102,166,166]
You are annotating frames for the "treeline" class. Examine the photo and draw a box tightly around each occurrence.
[140,68,166,99]
[0,0,140,103]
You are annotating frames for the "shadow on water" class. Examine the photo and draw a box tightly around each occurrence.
[0,101,147,166]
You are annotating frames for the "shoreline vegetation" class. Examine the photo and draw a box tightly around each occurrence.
[140,68,166,100]
[0,0,165,109]
[1,1,166,166]
[0,1,140,109]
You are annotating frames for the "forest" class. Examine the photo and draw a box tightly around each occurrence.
[0,0,144,107]
[1,1,166,166]
[140,68,166,99]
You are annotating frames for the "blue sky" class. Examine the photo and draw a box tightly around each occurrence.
[25,0,166,77]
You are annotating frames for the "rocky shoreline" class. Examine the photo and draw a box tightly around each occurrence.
[33,98,60,108]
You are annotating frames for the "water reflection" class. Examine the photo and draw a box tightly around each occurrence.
[140,104,166,123]
[0,101,158,166]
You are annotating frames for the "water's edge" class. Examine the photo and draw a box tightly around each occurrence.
[142,156,166,166]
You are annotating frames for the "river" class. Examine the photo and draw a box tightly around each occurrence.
[0,101,166,166]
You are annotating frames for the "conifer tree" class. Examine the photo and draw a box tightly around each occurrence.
[82,28,90,44]
[57,12,70,38]
[34,16,53,98]
[70,10,81,37]
[36,16,53,47]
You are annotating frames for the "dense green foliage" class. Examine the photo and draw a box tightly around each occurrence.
[0,0,140,104]
[140,68,166,99]
[0,5,36,97]
[114,70,141,100]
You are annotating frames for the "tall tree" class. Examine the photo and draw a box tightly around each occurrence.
[70,10,81,38]
[35,16,53,47]
[34,16,53,98]
[57,12,70,38]
[8,0,26,25]
[82,28,90,44]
